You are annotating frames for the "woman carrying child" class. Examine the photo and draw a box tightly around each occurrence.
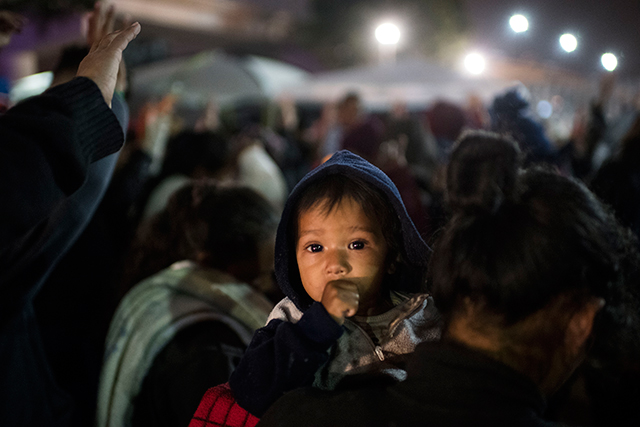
[256,131,640,427]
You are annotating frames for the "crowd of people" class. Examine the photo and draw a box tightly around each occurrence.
[2,3,640,427]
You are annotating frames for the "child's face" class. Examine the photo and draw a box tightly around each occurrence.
[296,197,389,315]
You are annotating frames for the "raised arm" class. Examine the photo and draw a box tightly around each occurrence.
[0,20,140,326]
[77,19,140,107]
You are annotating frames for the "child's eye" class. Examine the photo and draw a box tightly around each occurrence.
[348,241,366,250]
[306,244,323,253]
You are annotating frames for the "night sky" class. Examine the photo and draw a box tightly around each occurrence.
[465,0,640,80]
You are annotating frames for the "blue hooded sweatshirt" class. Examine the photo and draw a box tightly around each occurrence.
[229,151,441,417]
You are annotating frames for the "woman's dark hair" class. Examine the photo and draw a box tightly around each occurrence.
[430,130,640,366]
[121,180,278,292]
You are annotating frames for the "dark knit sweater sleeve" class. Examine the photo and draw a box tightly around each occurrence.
[0,77,123,325]
[0,77,122,242]
[229,302,343,417]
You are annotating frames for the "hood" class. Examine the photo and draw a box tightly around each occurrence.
[490,88,529,119]
[274,150,430,311]
[490,88,553,165]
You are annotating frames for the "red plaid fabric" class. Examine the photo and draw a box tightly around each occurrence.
[189,383,259,427]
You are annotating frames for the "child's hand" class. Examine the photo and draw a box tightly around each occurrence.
[321,280,359,325]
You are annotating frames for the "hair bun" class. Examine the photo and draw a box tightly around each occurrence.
[446,131,520,214]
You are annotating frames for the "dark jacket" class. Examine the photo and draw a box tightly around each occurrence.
[229,150,435,417]
[32,91,130,427]
[0,77,124,427]
[97,262,274,427]
[258,341,561,427]
[491,89,556,167]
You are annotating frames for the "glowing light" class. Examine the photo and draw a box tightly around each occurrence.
[464,53,486,75]
[375,23,400,45]
[10,71,53,104]
[536,100,553,119]
[559,34,578,52]
[509,14,529,33]
[601,53,618,71]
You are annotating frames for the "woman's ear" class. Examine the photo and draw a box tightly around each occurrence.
[565,297,605,358]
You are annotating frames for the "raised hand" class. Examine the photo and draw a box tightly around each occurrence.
[76,22,140,107]
[0,11,25,48]
[86,2,116,47]
[321,279,359,325]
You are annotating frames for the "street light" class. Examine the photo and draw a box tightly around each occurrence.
[375,22,400,64]
[464,52,486,75]
[559,33,577,52]
[601,53,618,71]
[509,14,529,33]
[375,23,400,45]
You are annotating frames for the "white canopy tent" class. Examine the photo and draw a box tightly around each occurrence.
[130,50,310,110]
[282,57,518,110]
[130,52,517,114]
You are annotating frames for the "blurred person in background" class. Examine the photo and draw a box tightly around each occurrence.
[426,100,468,165]
[339,94,385,163]
[321,92,384,163]
[320,93,357,158]
[423,100,470,241]
[228,125,290,211]
[590,114,640,244]
[385,102,438,188]
[490,87,557,167]
[139,129,231,220]
[465,94,491,130]
[0,10,23,50]
[0,10,24,112]
[132,118,289,232]
[382,102,438,240]
[301,101,337,165]
[97,181,279,427]
[263,96,314,192]
[568,74,614,180]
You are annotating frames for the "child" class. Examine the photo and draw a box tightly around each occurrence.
[222,150,441,418]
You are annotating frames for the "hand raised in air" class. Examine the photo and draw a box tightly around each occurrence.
[76,18,140,107]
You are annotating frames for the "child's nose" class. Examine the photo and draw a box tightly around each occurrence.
[325,249,350,276]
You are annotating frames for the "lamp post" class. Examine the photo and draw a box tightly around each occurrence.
[375,22,400,64]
